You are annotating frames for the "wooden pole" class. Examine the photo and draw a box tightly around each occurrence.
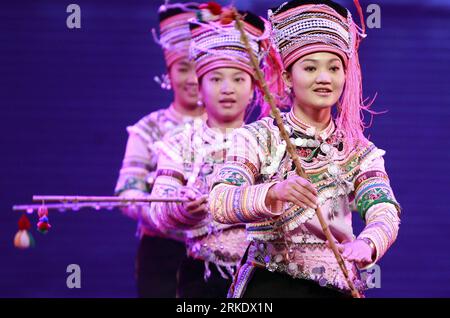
[233,10,361,298]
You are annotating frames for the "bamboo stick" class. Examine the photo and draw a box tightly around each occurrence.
[233,10,361,298]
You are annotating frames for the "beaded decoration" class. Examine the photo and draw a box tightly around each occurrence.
[189,3,271,79]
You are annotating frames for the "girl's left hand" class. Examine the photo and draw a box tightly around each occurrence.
[335,239,374,268]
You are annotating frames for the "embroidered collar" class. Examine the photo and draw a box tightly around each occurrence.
[286,109,336,141]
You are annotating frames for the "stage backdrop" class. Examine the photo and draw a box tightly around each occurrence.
[1,0,449,297]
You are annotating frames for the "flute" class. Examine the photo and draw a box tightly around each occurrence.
[13,195,188,213]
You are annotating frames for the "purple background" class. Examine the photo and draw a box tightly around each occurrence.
[1,0,449,297]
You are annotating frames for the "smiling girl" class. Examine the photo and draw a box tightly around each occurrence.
[145,4,269,297]
[209,0,402,298]
[114,3,205,298]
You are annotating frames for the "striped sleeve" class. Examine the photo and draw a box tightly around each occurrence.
[147,132,207,232]
[354,147,401,265]
[209,126,283,224]
[114,118,160,220]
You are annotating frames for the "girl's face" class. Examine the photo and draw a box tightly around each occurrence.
[169,58,199,109]
[285,52,345,111]
[200,67,254,124]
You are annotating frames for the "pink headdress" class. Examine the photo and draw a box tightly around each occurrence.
[152,1,199,69]
[267,0,373,148]
[189,3,272,119]
[188,3,271,79]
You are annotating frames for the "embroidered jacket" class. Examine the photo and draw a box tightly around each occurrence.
[115,104,204,239]
[147,119,248,276]
[209,110,401,296]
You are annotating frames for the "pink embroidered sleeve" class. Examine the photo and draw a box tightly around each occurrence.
[115,126,157,221]
[146,135,207,232]
[209,128,283,224]
[353,148,401,267]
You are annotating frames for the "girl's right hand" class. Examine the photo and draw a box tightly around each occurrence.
[182,188,208,216]
[265,175,318,210]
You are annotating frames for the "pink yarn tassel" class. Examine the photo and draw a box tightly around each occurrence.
[336,4,376,149]
[260,41,289,118]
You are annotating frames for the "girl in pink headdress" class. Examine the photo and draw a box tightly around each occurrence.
[146,4,270,297]
[209,0,401,298]
[114,2,205,298]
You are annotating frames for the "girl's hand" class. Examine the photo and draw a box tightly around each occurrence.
[336,239,374,268]
[265,175,318,210]
[182,188,208,216]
